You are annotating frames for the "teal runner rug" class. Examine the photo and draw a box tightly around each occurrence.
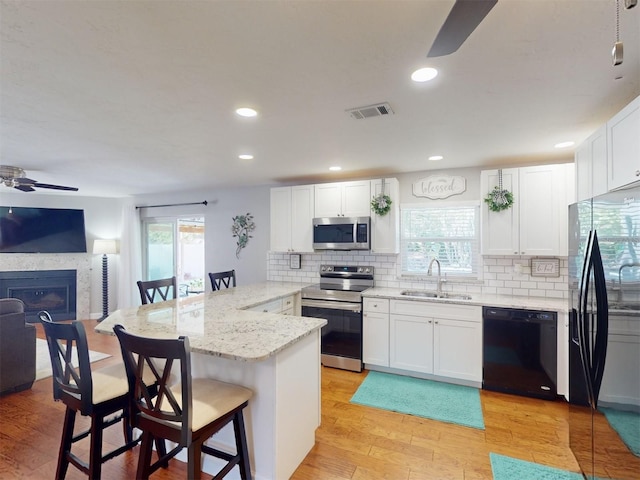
[350,371,484,429]
[601,407,640,457]
[490,453,584,480]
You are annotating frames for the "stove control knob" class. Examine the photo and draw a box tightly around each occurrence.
[364,267,371,274]
[357,267,363,273]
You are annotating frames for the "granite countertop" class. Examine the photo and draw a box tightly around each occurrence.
[363,287,569,313]
[95,281,326,362]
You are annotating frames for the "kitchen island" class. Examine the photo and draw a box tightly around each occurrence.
[96,281,325,480]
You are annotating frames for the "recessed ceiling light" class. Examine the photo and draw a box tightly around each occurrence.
[238,154,254,160]
[554,141,575,149]
[329,166,342,171]
[411,67,438,83]
[236,107,258,117]
[428,155,443,161]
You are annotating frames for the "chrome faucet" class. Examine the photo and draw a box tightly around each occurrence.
[427,258,443,295]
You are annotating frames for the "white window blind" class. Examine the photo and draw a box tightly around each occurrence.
[401,204,479,276]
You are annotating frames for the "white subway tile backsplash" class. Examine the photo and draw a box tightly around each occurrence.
[266,253,569,300]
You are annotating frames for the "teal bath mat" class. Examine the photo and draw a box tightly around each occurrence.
[490,453,583,480]
[350,371,484,429]
[601,407,640,457]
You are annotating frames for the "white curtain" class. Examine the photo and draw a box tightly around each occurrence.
[117,201,142,308]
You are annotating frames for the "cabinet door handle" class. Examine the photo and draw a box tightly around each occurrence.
[636,170,640,177]
[435,321,439,324]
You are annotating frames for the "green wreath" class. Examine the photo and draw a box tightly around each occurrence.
[484,186,514,212]
[371,194,392,216]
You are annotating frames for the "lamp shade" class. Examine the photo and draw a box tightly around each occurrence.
[93,239,118,255]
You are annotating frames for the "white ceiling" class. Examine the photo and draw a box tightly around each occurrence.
[1,0,639,198]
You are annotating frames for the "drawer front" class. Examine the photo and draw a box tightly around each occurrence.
[281,295,295,312]
[390,300,481,321]
[363,298,389,314]
[250,298,283,313]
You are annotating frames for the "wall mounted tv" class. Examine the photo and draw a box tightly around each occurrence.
[0,206,87,253]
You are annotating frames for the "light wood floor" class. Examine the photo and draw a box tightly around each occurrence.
[0,319,584,479]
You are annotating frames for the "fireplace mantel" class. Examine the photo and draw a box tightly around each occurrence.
[0,253,91,320]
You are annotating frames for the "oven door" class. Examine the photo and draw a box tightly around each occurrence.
[301,299,363,372]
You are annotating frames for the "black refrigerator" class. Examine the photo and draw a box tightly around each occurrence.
[568,186,640,480]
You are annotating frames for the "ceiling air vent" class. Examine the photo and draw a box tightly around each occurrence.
[346,102,394,120]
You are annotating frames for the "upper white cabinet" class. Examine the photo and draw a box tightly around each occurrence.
[270,185,314,252]
[607,95,640,191]
[370,178,399,254]
[314,180,371,217]
[481,164,574,256]
[575,125,608,201]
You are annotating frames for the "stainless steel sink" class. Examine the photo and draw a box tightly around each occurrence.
[438,293,472,300]
[400,290,439,298]
[400,291,472,301]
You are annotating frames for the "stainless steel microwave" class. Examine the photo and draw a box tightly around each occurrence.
[312,217,370,251]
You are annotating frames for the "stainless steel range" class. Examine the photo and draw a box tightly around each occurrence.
[301,265,374,372]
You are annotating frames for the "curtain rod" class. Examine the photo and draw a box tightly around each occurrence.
[136,200,208,209]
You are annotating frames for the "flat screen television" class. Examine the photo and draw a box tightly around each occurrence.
[0,206,87,253]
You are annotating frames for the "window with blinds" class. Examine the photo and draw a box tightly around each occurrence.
[401,204,480,277]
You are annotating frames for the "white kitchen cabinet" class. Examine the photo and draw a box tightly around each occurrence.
[480,164,573,256]
[607,94,640,191]
[390,313,434,373]
[599,314,640,407]
[363,298,390,367]
[314,180,371,217]
[575,125,608,201]
[270,185,314,252]
[389,300,482,382]
[247,294,299,315]
[433,317,482,382]
[370,178,400,254]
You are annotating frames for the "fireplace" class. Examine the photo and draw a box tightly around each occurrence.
[0,270,77,322]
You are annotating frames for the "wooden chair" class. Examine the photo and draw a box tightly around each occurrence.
[137,276,177,305]
[39,311,140,479]
[209,270,236,291]
[114,324,253,480]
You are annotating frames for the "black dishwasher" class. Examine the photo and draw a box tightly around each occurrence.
[482,306,558,400]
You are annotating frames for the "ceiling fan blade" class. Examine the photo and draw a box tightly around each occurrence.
[33,182,79,191]
[14,177,38,184]
[14,184,36,192]
[427,0,498,57]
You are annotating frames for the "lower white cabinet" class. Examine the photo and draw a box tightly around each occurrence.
[247,294,299,315]
[389,300,482,382]
[363,298,390,367]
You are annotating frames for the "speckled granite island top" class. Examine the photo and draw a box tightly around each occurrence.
[95,282,326,362]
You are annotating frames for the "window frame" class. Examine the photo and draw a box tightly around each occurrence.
[399,201,481,279]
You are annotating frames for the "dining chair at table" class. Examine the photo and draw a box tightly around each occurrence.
[39,311,140,479]
[114,324,253,480]
[137,276,178,305]
[208,270,236,291]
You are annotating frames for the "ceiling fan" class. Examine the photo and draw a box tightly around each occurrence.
[0,165,78,192]
[428,0,498,57]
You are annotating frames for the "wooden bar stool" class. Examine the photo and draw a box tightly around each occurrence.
[39,312,140,479]
[114,324,253,479]
[137,276,178,304]
[208,270,236,291]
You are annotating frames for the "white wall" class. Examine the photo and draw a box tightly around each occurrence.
[133,184,271,292]
[0,191,124,318]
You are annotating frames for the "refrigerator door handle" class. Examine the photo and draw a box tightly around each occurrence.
[578,230,596,408]
[590,231,609,408]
